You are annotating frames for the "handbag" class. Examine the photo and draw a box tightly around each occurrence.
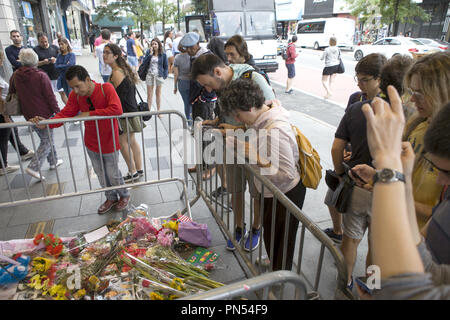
[336,49,345,74]
[178,221,212,248]
[136,88,152,121]
[325,169,341,191]
[137,50,151,81]
[330,176,354,212]
[3,93,22,116]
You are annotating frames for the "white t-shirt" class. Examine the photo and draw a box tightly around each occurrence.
[321,46,340,67]
[0,76,9,101]
[165,37,173,52]
[95,42,112,76]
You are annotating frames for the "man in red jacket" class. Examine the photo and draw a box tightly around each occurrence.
[31,65,130,214]
[285,36,298,94]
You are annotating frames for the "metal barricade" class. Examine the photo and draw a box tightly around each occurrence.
[190,121,355,300]
[0,110,194,219]
[180,270,307,300]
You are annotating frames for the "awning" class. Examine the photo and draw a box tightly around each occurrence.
[91,14,135,28]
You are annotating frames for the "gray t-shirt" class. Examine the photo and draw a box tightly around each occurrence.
[174,53,191,81]
[373,240,450,300]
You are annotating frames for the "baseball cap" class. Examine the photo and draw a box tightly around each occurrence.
[180,32,200,47]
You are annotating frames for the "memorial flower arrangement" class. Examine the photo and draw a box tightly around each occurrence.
[2,207,222,300]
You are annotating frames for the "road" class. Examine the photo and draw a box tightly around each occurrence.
[268,47,360,108]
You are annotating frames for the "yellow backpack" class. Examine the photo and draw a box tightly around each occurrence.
[291,124,322,189]
[266,120,322,189]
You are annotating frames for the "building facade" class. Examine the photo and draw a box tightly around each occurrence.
[0,1,93,79]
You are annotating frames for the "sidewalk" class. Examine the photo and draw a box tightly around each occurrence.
[0,49,368,299]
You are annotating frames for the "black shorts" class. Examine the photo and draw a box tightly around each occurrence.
[322,65,339,76]
[286,63,295,78]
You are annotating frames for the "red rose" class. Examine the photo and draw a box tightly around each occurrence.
[33,233,44,245]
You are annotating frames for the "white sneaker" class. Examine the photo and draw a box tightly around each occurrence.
[0,165,20,176]
[49,159,64,170]
[25,167,46,181]
[20,150,35,161]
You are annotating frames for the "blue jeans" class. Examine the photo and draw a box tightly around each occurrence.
[87,149,129,201]
[127,55,138,67]
[28,127,57,172]
[178,79,191,122]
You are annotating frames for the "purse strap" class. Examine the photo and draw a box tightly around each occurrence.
[135,86,144,103]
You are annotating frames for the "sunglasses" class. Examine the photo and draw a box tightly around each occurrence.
[87,97,94,111]
[423,156,450,177]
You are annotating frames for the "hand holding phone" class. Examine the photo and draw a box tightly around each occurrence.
[342,162,368,185]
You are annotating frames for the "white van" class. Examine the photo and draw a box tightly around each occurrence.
[295,18,355,50]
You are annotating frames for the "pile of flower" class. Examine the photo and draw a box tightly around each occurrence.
[3,208,222,300]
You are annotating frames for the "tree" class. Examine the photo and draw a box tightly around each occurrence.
[346,0,430,36]
[158,0,178,33]
[191,0,209,15]
[95,0,158,42]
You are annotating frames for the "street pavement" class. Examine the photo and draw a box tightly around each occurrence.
[269,48,360,107]
[0,48,368,299]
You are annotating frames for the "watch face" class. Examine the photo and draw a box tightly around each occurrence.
[380,169,394,181]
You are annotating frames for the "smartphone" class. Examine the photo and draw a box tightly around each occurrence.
[342,162,367,185]
[355,277,373,295]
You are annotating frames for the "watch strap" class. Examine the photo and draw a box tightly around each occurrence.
[373,169,405,184]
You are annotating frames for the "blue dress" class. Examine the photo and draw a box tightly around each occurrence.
[55,52,76,96]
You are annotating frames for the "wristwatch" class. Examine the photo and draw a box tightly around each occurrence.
[373,168,405,184]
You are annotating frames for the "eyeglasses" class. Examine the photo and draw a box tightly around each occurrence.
[423,156,450,177]
[87,97,94,111]
[406,88,425,101]
[354,76,374,84]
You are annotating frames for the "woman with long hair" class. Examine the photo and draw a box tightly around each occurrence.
[103,43,144,183]
[164,30,174,74]
[145,38,168,118]
[55,37,75,104]
[402,51,450,230]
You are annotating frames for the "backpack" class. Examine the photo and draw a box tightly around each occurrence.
[266,120,323,189]
[240,69,271,86]
[281,44,293,60]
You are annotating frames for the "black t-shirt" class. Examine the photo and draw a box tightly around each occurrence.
[346,91,368,111]
[33,45,60,80]
[335,100,373,168]
[115,77,138,113]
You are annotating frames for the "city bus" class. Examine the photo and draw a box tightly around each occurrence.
[295,17,355,50]
[185,0,279,73]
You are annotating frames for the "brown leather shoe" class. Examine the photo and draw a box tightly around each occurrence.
[98,199,118,214]
[115,196,130,211]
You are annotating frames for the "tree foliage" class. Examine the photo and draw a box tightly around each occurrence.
[190,0,209,15]
[95,0,178,36]
[346,0,430,34]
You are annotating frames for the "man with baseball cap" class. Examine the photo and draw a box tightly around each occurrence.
[181,32,218,179]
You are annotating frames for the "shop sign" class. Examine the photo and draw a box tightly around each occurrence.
[22,1,33,19]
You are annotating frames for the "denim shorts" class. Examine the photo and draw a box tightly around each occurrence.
[127,55,138,67]
[286,63,295,78]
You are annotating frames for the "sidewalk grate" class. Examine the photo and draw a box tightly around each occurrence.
[25,220,55,239]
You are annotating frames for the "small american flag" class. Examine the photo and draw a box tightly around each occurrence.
[177,215,192,223]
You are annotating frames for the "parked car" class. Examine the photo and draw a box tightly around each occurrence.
[416,38,449,52]
[354,37,430,61]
